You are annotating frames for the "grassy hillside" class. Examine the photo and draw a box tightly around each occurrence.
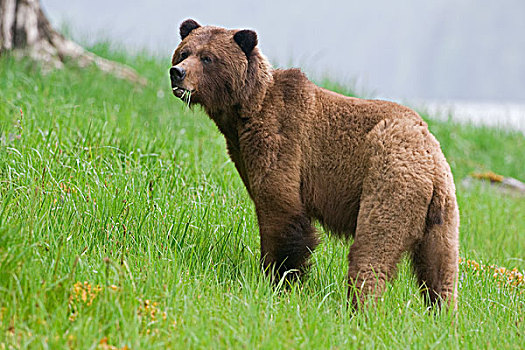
[0,46,523,349]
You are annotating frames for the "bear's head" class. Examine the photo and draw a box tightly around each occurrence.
[170,19,272,116]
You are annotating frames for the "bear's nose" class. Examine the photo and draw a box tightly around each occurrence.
[170,66,186,83]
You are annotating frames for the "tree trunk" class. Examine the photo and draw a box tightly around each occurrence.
[0,0,146,85]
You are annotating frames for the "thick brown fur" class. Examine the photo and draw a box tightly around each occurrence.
[170,19,459,309]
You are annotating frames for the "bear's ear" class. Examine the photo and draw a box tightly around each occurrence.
[180,19,201,40]
[234,29,258,58]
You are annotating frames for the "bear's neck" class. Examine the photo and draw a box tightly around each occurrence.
[208,107,244,145]
[239,50,274,115]
[206,50,273,144]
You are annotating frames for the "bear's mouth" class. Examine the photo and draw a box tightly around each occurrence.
[172,86,192,99]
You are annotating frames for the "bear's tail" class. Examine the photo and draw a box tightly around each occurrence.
[426,186,444,227]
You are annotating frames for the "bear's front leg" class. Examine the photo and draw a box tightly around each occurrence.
[238,121,318,282]
[255,203,319,283]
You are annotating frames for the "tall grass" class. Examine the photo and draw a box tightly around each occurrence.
[0,46,523,349]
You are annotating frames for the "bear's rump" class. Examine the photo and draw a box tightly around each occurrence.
[302,118,439,238]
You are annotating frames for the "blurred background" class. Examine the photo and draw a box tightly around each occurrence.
[43,0,525,131]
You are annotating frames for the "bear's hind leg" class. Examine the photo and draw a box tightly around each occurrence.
[412,194,459,309]
[348,119,434,308]
[347,238,405,309]
[347,174,432,309]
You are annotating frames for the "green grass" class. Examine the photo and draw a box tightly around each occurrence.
[0,46,524,349]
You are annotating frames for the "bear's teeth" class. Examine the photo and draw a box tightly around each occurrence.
[173,87,185,98]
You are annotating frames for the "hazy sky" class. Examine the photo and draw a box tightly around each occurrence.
[43,0,525,103]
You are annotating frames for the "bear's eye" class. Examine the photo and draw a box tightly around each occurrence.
[201,56,212,64]
[179,51,189,61]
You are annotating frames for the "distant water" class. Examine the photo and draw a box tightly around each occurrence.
[411,100,525,134]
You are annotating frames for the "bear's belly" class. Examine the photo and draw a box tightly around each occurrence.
[302,171,362,238]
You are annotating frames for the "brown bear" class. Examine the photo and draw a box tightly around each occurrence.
[170,19,459,309]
